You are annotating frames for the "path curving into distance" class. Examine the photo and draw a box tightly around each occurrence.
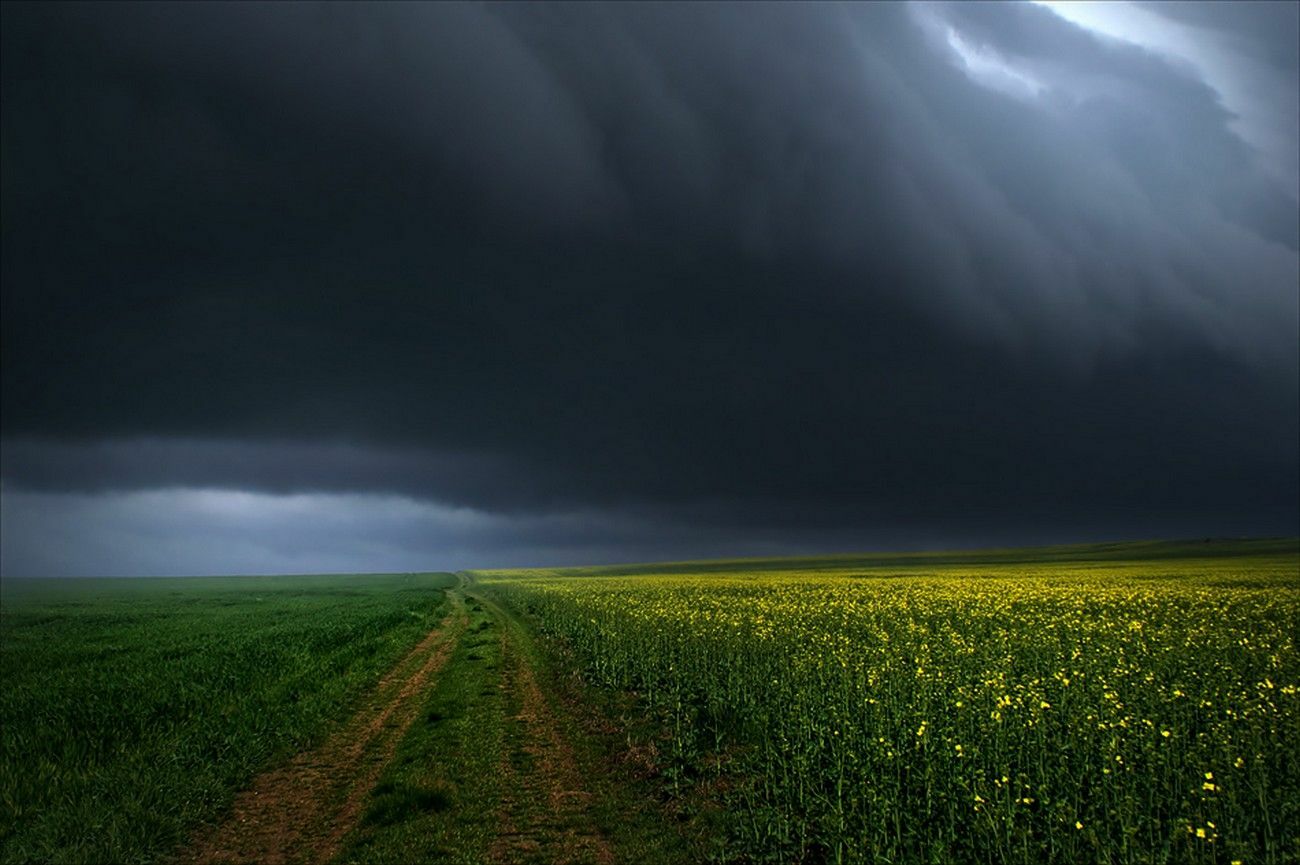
[183,595,470,865]
[179,578,691,865]
[484,594,614,865]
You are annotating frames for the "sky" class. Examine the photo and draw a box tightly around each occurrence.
[1,1,1297,577]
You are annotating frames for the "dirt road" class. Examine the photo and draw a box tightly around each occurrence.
[181,584,690,864]
[184,595,469,865]
[485,599,614,865]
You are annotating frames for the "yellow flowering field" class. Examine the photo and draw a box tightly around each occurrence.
[473,540,1299,864]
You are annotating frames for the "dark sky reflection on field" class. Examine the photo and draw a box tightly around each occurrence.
[2,1,1296,576]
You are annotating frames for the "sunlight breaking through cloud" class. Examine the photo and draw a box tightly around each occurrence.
[944,25,1046,100]
[1033,0,1299,199]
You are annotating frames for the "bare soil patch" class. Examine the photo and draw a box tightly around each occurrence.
[182,600,468,865]
[487,622,613,865]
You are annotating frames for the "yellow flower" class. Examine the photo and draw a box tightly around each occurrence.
[1196,828,1206,839]
[1075,821,1083,830]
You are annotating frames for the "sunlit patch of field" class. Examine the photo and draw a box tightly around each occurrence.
[473,539,1300,864]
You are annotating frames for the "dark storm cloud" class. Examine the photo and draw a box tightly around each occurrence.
[2,488,820,577]
[2,440,501,500]
[2,1,1296,573]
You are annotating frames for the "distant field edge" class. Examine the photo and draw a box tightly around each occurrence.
[465,536,1299,578]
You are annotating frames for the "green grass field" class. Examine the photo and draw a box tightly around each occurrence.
[0,572,457,864]
[1,539,1296,864]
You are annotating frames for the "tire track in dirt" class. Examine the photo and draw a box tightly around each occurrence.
[486,603,613,865]
[182,594,469,865]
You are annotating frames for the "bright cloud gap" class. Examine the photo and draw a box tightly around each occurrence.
[944,25,1045,100]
